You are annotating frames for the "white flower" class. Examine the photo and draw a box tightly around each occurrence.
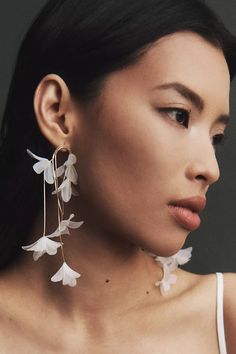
[51,178,80,202]
[154,255,178,272]
[51,261,81,287]
[54,178,72,202]
[51,153,79,202]
[153,246,193,272]
[64,153,78,184]
[145,246,193,296]
[48,213,84,238]
[171,246,193,265]
[22,235,62,261]
[155,263,177,297]
[26,149,62,184]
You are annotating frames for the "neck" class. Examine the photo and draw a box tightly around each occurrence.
[7,198,167,320]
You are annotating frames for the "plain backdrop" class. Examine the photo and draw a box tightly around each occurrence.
[0,0,236,274]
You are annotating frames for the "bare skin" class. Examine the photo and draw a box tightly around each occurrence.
[0,31,233,353]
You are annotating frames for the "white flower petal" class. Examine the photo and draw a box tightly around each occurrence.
[51,261,81,286]
[44,163,55,184]
[65,166,78,184]
[169,273,177,284]
[61,179,72,202]
[46,243,60,255]
[68,220,84,229]
[61,214,84,230]
[33,251,46,261]
[51,267,63,282]
[63,262,81,278]
[57,178,69,191]
[173,247,193,265]
[22,239,41,251]
[56,165,65,177]
[47,227,70,238]
[65,153,77,166]
[22,236,61,260]
[26,149,45,161]
[33,160,49,174]
[68,278,77,287]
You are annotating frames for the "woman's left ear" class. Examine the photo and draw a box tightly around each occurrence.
[33,73,79,149]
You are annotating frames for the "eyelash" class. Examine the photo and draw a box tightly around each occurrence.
[157,107,227,149]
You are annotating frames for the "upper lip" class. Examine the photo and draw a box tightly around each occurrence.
[168,195,206,214]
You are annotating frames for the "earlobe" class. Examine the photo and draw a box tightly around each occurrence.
[33,74,72,148]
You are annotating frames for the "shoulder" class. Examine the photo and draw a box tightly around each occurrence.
[195,271,236,354]
[221,272,236,353]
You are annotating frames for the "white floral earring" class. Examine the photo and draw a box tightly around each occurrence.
[22,144,84,287]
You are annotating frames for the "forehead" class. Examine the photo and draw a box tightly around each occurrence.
[128,31,230,108]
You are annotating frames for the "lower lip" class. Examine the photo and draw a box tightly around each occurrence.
[167,204,201,231]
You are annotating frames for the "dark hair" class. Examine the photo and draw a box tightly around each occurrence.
[0,0,236,271]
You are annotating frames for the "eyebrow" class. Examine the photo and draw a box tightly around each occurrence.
[153,82,230,127]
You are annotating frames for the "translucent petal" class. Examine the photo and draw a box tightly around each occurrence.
[50,262,80,286]
[175,247,193,265]
[66,153,77,166]
[163,281,170,292]
[169,273,177,284]
[64,262,81,278]
[51,267,63,282]
[33,160,49,174]
[57,178,68,190]
[51,181,64,195]
[160,285,168,297]
[66,166,78,184]
[44,164,55,184]
[47,227,70,238]
[62,271,72,286]
[56,165,65,177]
[46,227,61,238]
[37,238,46,251]
[22,239,39,250]
[68,220,84,229]
[33,251,45,261]
[68,278,77,287]
[46,241,61,255]
[26,149,45,161]
[22,237,45,251]
[60,227,70,235]
[61,179,72,202]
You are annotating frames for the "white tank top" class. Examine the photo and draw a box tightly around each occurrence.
[216,272,227,354]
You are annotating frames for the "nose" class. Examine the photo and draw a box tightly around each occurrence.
[185,137,220,188]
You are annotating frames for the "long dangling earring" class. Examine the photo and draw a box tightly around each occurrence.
[22,144,84,287]
[22,143,193,294]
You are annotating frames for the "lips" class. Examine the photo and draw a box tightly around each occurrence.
[168,195,206,214]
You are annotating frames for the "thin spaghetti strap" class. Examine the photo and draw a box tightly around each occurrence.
[216,272,227,354]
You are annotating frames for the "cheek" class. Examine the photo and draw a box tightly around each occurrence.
[75,104,187,253]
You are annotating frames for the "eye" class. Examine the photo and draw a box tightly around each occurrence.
[157,107,190,128]
[212,133,227,150]
[157,107,228,150]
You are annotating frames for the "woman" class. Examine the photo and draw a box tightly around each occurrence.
[0,0,236,352]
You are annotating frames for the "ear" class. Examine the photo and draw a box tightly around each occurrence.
[33,74,79,149]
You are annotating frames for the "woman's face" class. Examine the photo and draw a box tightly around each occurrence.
[72,31,230,256]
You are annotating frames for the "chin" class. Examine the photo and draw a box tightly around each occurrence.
[137,233,186,258]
